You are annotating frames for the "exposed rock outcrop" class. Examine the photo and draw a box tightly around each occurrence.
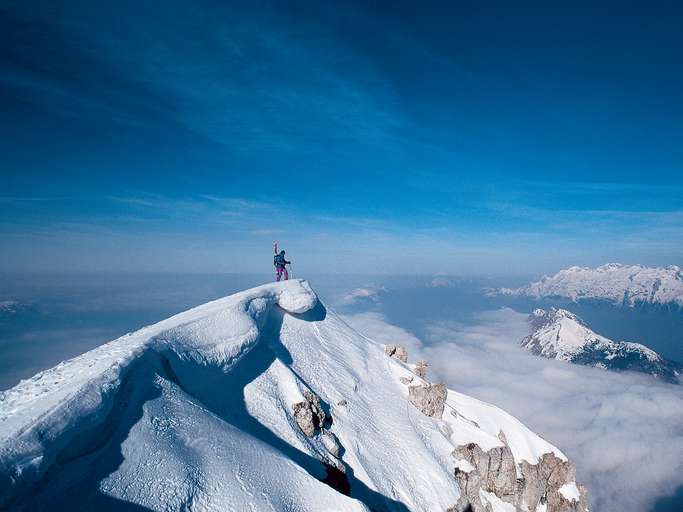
[400,375,414,385]
[451,432,589,512]
[384,344,408,362]
[292,390,326,437]
[452,435,517,506]
[519,453,589,512]
[414,359,428,378]
[407,383,447,418]
[293,393,345,475]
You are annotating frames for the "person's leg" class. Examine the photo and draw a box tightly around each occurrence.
[275,268,282,281]
[283,268,289,280]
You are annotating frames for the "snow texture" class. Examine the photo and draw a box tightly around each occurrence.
[0,280,585,511]
[496,263,683,308]
[479,489,517,512]
[559,483,581,502]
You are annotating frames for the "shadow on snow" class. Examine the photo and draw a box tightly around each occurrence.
[16,300,409,512]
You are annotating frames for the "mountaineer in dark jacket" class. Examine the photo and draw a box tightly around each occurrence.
[273,241,291,281]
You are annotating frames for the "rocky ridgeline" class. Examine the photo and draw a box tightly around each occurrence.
[385,344,589,512]
[451,438,589,512]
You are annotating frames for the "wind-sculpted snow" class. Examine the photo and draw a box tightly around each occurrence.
[495,263,683,308]
[0,280,327,510]
[0,280,587,511]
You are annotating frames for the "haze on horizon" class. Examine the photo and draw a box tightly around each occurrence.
[2,1,682,275]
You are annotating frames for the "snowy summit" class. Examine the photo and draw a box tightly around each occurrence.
[496,263,683,308]
[0,280,589,511]
[522,308,682,383]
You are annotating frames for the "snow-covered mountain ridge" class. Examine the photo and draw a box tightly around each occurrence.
[522,308,682,383]
[0,280,588,511]
[495,263,683,308]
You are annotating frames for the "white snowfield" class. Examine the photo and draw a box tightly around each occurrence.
[1,280,582,511]
[496,263,683,307]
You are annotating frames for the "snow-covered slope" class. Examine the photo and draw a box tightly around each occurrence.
[496,263,683,308]
[0,280,588,511]
[522,308,682,383]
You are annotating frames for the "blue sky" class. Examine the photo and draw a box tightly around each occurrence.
[1,1,682,275]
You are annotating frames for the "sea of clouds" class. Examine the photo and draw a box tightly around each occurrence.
[342,307,683,512]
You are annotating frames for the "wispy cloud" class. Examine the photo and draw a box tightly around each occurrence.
[312,215,390,230]
[523,180,683,196]
[109,193,278,223]
[200,195,274,210]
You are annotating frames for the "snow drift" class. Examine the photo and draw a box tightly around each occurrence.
[0,280,588,511]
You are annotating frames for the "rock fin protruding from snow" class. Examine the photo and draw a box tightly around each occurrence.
[384,344,408,362]
[292,390,327,438]
[451,432,589,512]
[408,383,447,418]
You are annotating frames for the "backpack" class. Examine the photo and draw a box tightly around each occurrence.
[274,254,285,268]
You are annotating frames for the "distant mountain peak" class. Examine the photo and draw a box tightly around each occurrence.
[494,263,683,308]
[522,307,682,383]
